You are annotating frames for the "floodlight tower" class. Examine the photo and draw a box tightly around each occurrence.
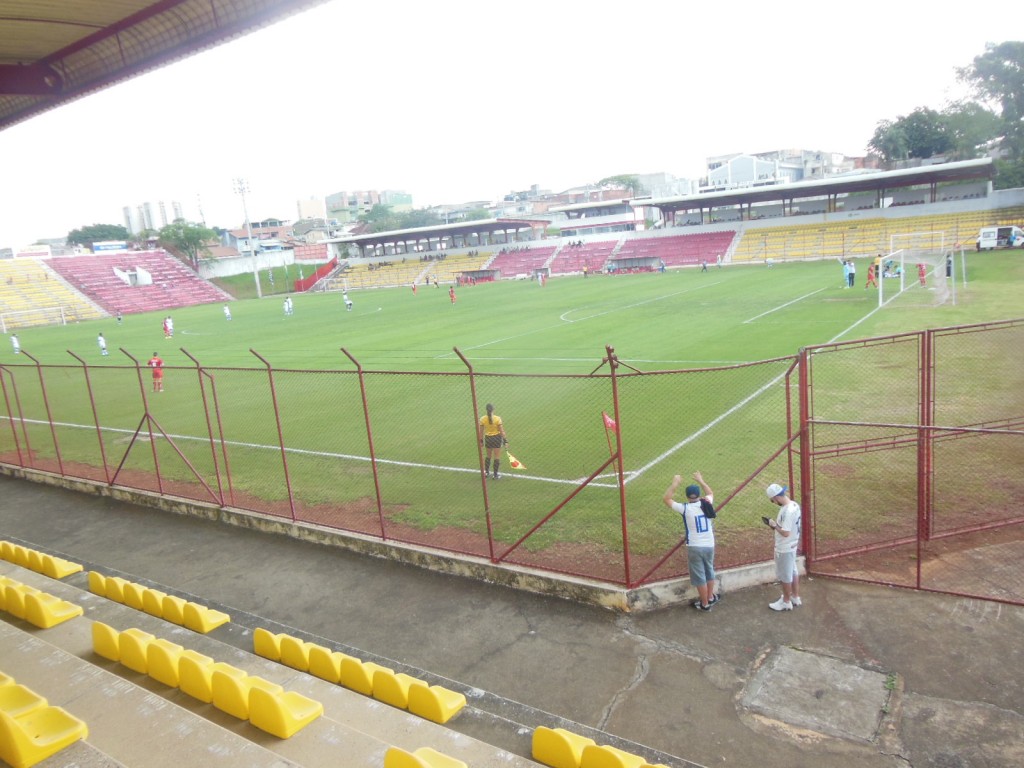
[233,177,262,299]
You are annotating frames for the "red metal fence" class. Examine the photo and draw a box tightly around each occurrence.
[2,321,1022,602]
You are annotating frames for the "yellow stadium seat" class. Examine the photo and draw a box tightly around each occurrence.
[0,706,88,768]
[407,681,467,724]
[308,645,351,684]
[178,650,216,703]
[252,628,283,661]
[147,639,185,688]
[182,602,229,634]
[23,592,83,629]
[104,577,128,603]
[11,545,30,568]
[87,571,106,596]
[26,550,45,573]
[122,582,145,611]
[248,686,324,739]
[118,628,155,674]
[211,666,281,720]
[91,622,121,662]
[0,684,48,718]
[279,635,313,671]
[372,669,418,709]
[580,744,646,768]
[0,671,14,687]
[339,658,392,697]
[4,583,40,620]
[384,746,468,768]
[0,541,14,561]
[532,726,596,768]
[161,594,187,625]
[40,555,82,580]
[141,588,166,618]
[0,578,10,611]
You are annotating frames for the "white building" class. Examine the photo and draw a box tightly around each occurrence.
[122,200,185,233]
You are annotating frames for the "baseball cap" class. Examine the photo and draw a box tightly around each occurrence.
[685,484,701,498]
[766,483,787,499]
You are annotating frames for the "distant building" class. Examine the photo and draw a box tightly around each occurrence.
[325,189,412,222]
[123,200,185,233]
[297,196,326,221]
[700,149,859,193]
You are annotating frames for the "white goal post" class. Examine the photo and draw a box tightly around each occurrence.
[877,238,965,309]
[0,306,72,333]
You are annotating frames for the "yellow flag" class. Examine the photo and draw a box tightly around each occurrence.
[507,452,525,470]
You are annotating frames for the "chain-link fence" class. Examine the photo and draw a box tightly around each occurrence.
[803,320,1024,604]
[2,324,1021,600]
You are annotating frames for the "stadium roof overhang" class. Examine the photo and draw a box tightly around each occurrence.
[335,218,551,250]
[0,0,329,132]
[634,158,996,213]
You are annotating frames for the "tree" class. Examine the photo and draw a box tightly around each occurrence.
[868,120,910,163]
[158,219,217,267]
[868,108,958,163]
[66,223,130,248]
[959,41,1024,159]
[596,174,647,196]
[358,204,400,233]
[942,100,1003,159]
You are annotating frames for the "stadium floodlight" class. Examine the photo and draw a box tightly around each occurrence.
[233,177,263,299]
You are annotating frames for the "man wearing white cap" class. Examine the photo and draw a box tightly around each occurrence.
[764,483,802,611]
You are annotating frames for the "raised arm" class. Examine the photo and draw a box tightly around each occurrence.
[693,471,712,497]
[663,475,682,509]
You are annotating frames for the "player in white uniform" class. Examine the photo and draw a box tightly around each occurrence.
[765,483,802,611]
[663,471,717,611]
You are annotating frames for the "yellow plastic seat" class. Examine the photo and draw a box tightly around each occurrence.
[40,555,82,580]
[4,583,40,620]
[407,681,467,724]
[147,639,185,688]
[11,545,30,568]
[279,635,313,671]
[248,686,324,739]
[182,602,230,634]
[0,684,48,718]
[0,671,14,686]
[141,588,166,618]
[118,628,155,674]
[91,621,121,662]
[161,595,187,625]
[372,669,419,709]
[23,592,84,629]
[308,645,352,684]
[26,550,45,573]
[211,666,282,720]
[580,744,646,768]
[339,658,392,696]
[87,571,107,596]
[252,628,283,661]
[123,582,146,611]
[178,650,216,703]
[104,576,129,604]
[0,706,89,768]
[0,578,11,611]
[0,541,14,561]
[533,726,596,768]
[384,746,468,768]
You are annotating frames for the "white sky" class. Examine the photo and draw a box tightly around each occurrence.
[0,0,1007,248]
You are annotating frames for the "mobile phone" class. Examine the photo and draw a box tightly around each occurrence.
[761,516,773,527]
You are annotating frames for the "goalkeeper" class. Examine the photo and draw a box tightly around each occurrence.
[478,403,508,481]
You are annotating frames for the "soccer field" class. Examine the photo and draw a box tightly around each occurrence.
[4,253,1022,583]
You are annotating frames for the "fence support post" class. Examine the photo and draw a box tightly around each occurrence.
[797,346,814,565]
[67,350,111,484]
[341,347,387,539]
[19,350,64,476]
[454,346,494,561]
[250,349,296,521]
[606,345,632,587]
[118,348,163,494]
[181,349,229,508]
[0,364,28,466]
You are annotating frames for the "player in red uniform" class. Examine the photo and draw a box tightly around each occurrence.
[917,263,927,286]
[449,286,456,305]
[148,353,164,392]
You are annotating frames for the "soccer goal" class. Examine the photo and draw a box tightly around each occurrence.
[877,234,965,309]
[0,306,72,333]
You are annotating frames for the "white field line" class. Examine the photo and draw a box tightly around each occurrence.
[743,288,826,323]
[1,416,621,489]
[625,287,886,481]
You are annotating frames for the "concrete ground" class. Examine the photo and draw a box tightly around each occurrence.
[2,473,1023,768]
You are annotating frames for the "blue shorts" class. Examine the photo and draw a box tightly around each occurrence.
[686,546,716,586]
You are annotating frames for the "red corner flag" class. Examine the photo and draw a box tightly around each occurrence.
[602,411,618,432]
[507,452,526,470]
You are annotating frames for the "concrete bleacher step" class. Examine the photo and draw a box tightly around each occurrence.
[1,562,543,768]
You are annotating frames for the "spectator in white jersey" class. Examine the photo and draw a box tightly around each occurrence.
[663,471,718,611]
[764,483,803,611]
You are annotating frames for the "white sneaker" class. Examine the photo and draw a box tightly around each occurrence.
[769,597,793,611]
[792,596,802,607]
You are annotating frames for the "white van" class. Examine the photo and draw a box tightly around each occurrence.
[976,225,1024,250]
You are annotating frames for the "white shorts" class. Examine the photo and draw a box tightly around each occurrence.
[775,551,798,584]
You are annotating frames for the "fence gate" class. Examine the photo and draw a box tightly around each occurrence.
[801,320,1024,605]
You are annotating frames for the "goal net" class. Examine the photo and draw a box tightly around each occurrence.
[0,306,72,333]
[877,240,963,309]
